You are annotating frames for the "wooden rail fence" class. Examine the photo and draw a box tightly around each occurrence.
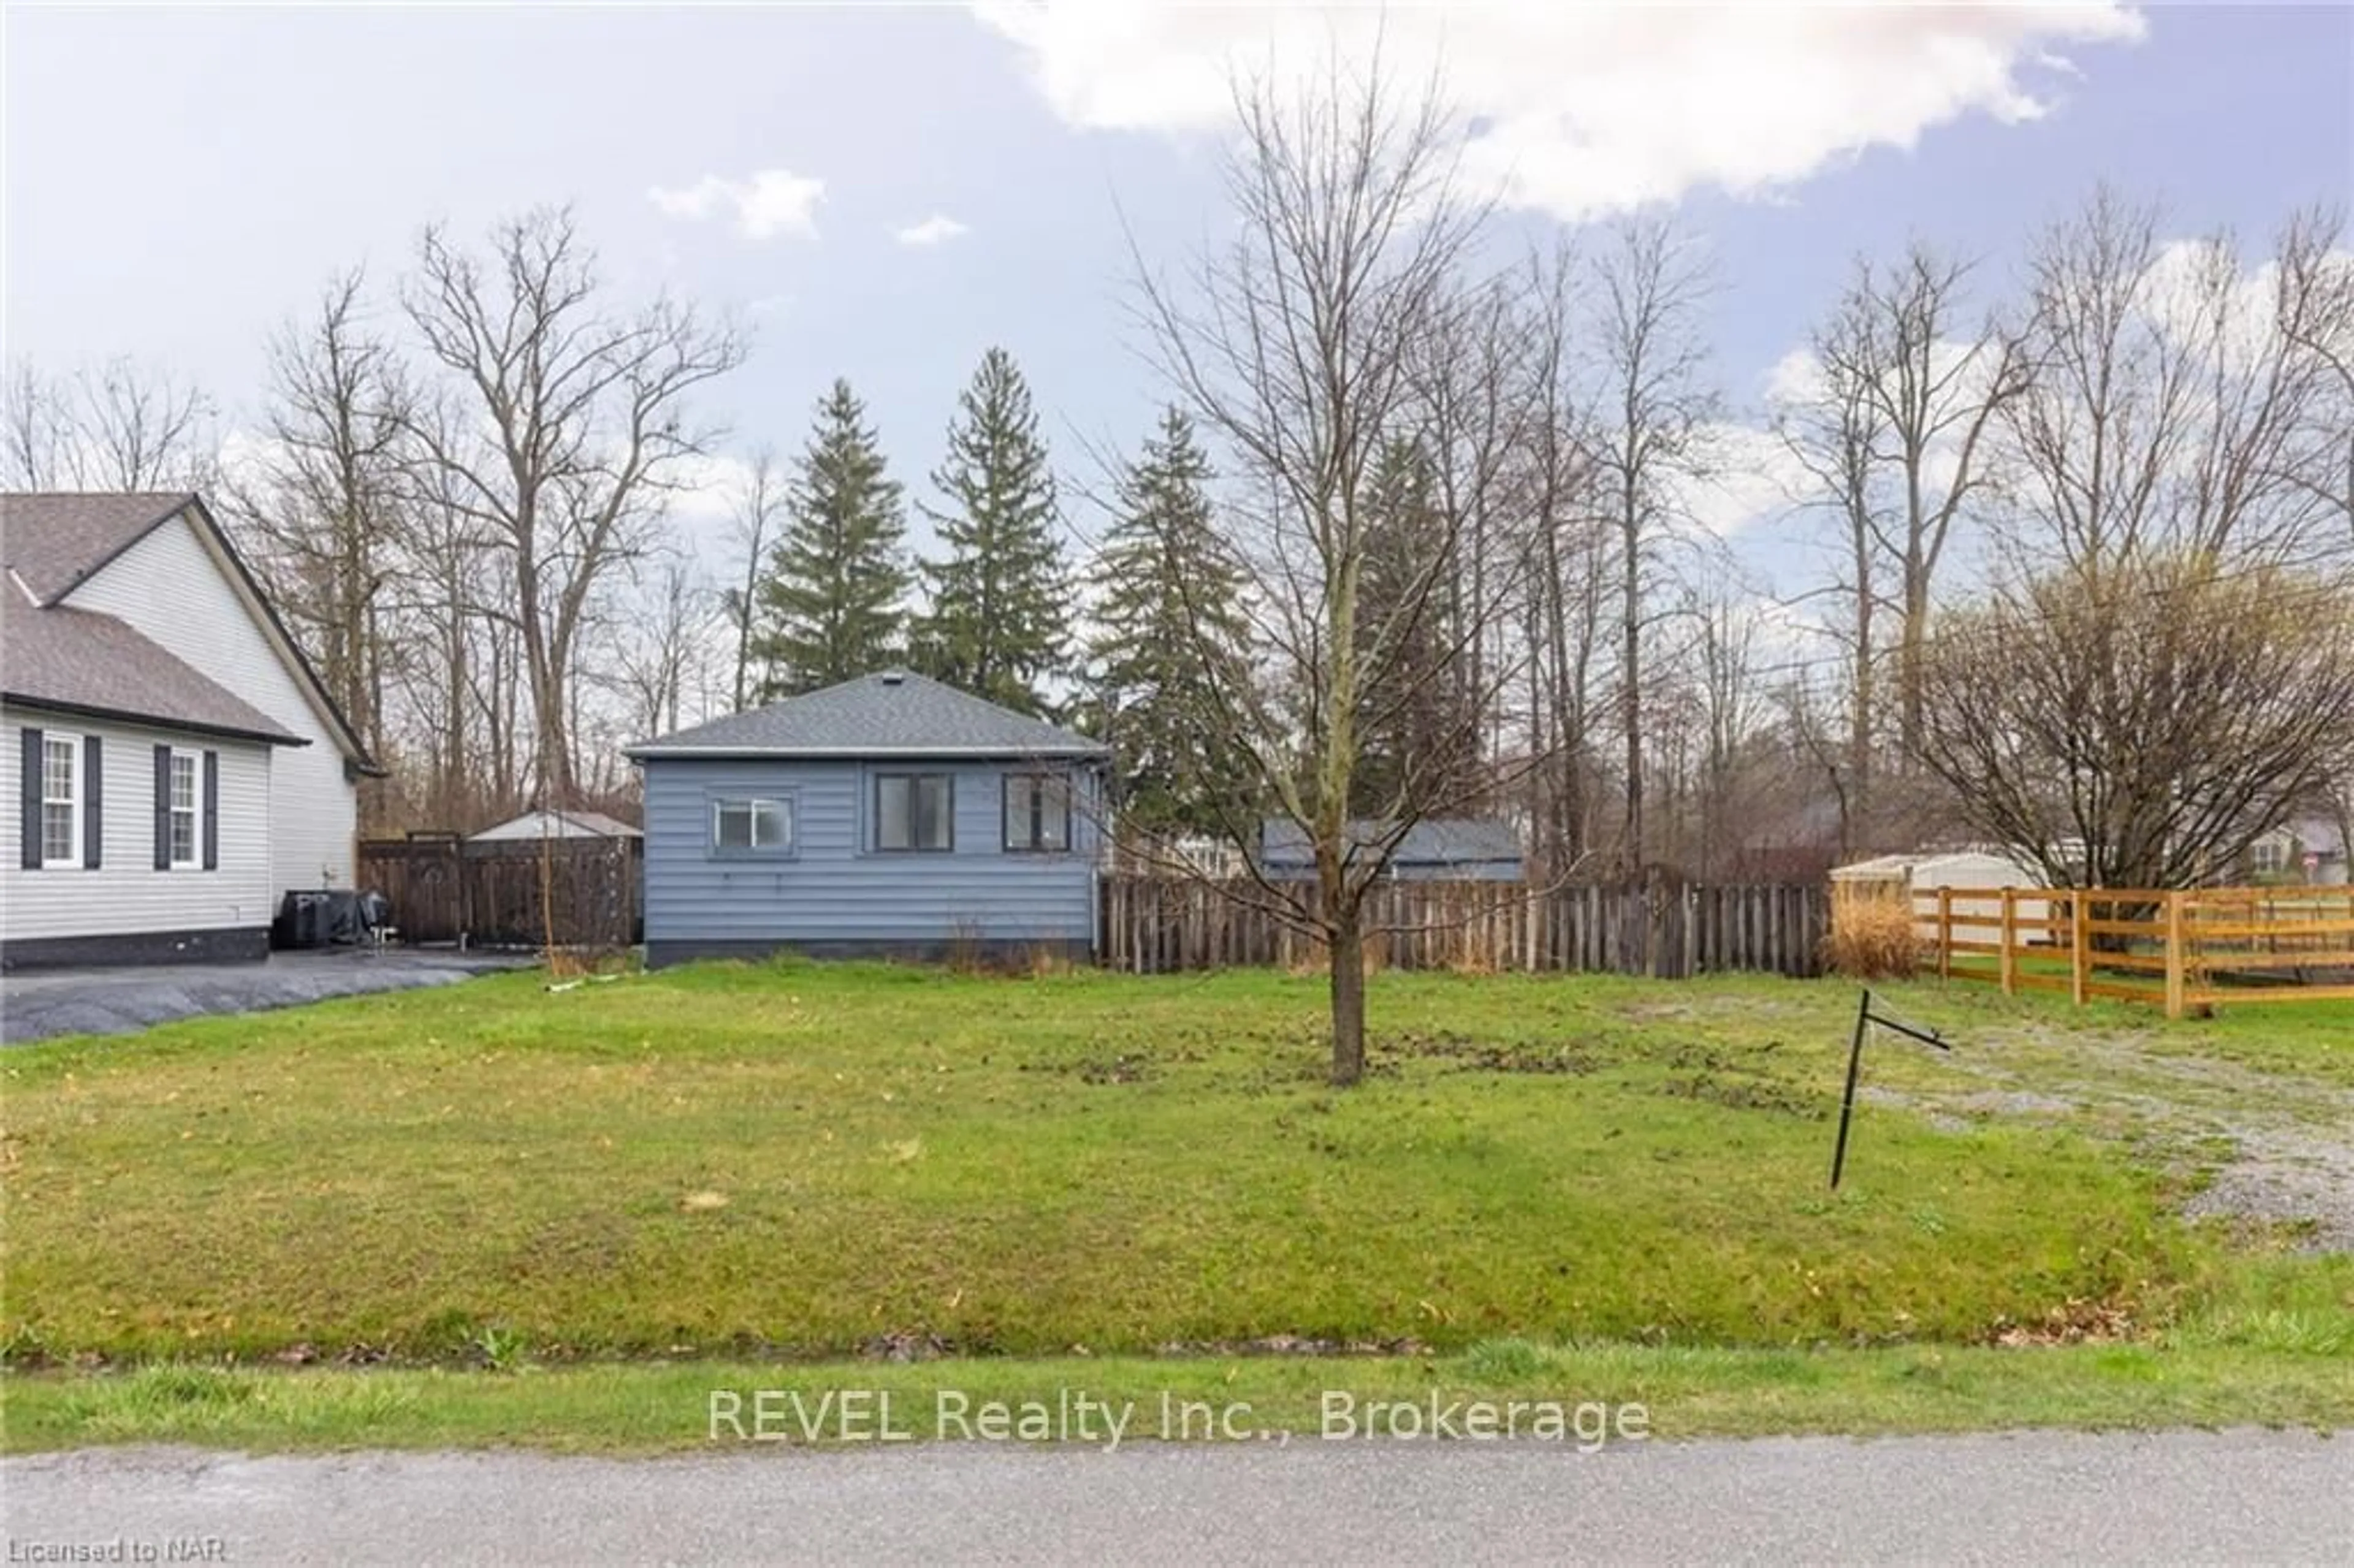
[1911,885,2354,1017]
[357,836,642,951]
[1099,878,1824,978]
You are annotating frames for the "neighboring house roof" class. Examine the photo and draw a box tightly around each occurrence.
[471,809,643,842]
[627,671,1110,759]
[1,603,307,746]
[1259,817,1524,869]
[1,491,380,774]
[1,492,196,603]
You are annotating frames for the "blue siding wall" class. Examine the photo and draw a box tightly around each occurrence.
[641,756,1100,948]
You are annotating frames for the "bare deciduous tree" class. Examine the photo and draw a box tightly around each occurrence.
[1997,190,2348,576]
[721,449,785,712]
[2266,205,2354,550]
[1586,219,1716,871]
[1852,248,2024,759]
[1917,554,2354,892]
[400,207,745,804]
[604,552,716,744]
[1773,287,1890,839]
[1130,60,1534,1085]
[1515,242,1604,877]
[224,271,414,824]
[3,357,217,490]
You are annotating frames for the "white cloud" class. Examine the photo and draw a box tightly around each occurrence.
[972,2,2145,218]
[1763,347,1826,408]
[2132,237,2351,371]
[1680,422,1815,537]
[663,452,758,525]
[894,214,970,248]
[648,169,825,240]
[213,426,280,492]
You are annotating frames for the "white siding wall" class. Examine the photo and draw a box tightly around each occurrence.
[1,708,273,942]
[64,511,359,890]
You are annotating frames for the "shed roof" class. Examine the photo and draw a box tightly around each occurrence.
[1831,848,2044,881]
[628,671,1107,759]
[470,809,642,842]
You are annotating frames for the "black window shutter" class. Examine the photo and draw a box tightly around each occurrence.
[202,750,219,870]
[153,745,172,871]
[83,735,102,869]
[19,726,42,871]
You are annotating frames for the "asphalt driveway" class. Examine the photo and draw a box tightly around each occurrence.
[1,949,528,1045]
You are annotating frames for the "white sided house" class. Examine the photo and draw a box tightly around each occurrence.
[1,493,377,970]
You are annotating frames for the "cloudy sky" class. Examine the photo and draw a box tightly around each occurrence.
[6,2,2349,590]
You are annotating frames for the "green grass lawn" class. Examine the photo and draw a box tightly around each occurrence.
[4,961,2348,1449]
[10,1336,2352,1453]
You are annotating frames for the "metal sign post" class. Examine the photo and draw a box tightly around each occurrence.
[1830,988,1951,1190]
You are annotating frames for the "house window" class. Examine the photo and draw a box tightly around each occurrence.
[169,752,199,868]
[40,734,79,867]
[1002,773,1072,853]
[2252,838,2285,876]
[712,797,793,854]
[875,773,953,852]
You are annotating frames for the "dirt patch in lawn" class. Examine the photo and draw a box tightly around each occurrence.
[1377,1030,1599,1075]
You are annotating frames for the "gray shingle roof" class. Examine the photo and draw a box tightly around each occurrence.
[629,671,1108,759]
[1260,817,1523,868]
[2,490,383,774]
[1,603,307,745]
[1,492,194,604]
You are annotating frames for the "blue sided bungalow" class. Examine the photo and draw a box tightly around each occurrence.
[625,671,1111,968]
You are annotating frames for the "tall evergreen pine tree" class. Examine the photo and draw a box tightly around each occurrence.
[752,379,910,696]
[1084,408,1255,836]
[1353,437,1481,815]
[912,348,1067,715]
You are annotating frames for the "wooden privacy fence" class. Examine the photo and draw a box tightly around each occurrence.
[1912,885,2354,1018]
[357,836,642,951]
[1099,878,1824,978]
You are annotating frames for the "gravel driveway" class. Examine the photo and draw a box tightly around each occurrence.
[1862,1019,2354,1252]
[1,949,528,1045]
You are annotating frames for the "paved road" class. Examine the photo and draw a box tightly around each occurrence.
[1,950,526,1045]
[4,1431,2348,1564]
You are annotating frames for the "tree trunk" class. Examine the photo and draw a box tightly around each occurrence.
[1899,553,1929,762]
[1328,909,1366,1087]
[1621,512,1642,871]
[1849,512,1875,834]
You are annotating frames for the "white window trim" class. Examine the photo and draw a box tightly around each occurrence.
[39,731,82,870]
[168,749,200,870]
[710,796,795,856]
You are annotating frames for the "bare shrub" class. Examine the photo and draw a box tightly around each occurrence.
[1826,894,1923,980]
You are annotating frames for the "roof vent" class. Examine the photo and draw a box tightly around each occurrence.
[878,669,906,685]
